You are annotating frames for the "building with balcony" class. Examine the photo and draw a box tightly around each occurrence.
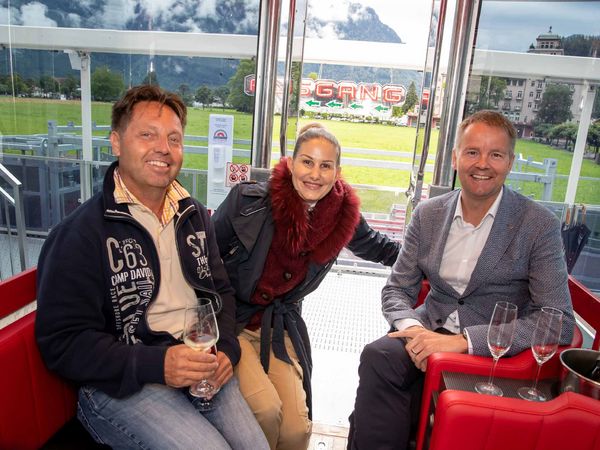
[486,28,589,138]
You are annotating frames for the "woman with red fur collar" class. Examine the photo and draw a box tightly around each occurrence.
[211,123,399,450]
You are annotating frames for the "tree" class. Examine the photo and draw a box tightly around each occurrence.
[391,106,403,118]
[177,83,193,106]
[477,76,507,110]
[214,86,230,110]
[288,61,302,115]
[549,123,578,149]
[39,75,58,94]
[61,75,79,99]
[142,70,159,86]
[195,85,213,109]
[227,59,256,113]
[533,123,554,144]
[91,66,124,102]
[3,73,30,96]
[562,34,595,57]
[593,90,600,120]
[587,122,600,163]
[307,72,318,81]
[536,84,573,124]
[402,81,418,115]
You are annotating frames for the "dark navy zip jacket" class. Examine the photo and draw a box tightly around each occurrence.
[35,161,239,398]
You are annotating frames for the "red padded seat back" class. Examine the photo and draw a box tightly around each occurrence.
[0,269,77,450]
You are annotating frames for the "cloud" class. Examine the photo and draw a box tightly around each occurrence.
[233,3,259,34]
[66,13,82,28]
[19,2,57,27]
[348,4,369,23]
[139,0,176,20]
[309,0,352,23]
[92,0,137,30]
[197,0,217,20]
[0,6,19,25]
[307,22,343,40]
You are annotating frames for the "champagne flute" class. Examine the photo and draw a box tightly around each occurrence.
[517,307,563,401]
[475,301,518,396]
[183,298,220,410]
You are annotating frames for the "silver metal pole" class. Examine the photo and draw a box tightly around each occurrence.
[411,0,450,208]
[0,163,27,272]
[431,0,482,195]
[1,194,15,277]
[12,183,27,271]
[279,0,297,158]
[565,83,596,204]
[252,0,283,169]
[79,51,93,203]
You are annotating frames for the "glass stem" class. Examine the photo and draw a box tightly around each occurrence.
[531,362,543,391]
[488,356,499,385]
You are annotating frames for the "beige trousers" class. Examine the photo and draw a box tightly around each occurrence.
[235,329,312,450]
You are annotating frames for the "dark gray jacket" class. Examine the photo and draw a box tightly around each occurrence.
[212,181,399,416]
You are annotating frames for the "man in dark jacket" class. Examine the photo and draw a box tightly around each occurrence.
[35,85,268,449]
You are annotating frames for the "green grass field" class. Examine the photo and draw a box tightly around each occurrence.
[2,97,599,212]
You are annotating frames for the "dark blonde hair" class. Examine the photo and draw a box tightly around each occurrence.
[111,85,187,132]
[456,110,517,155]
[293,123,341,165]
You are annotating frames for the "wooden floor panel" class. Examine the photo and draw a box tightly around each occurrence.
[309,423,349,450]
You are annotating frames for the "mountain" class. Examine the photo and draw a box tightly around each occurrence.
[305,3,403,44]
[2,0,410,93]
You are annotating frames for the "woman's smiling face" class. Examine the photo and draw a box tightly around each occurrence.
[287,137,341,202]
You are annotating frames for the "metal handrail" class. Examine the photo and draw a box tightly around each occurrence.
[0,163,27,273]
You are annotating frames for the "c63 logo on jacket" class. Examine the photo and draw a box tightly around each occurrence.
[186,231,212,280]
[106,237,154,344]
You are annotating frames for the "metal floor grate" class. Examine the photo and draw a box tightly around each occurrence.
[302,270,391,427]
[303,271,390,354]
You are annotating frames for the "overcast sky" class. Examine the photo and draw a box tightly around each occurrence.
[363,0,599,53]
[477,2,599,51]
[2,0,598,52]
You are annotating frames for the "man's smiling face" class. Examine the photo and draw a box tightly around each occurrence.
[110,101,184,204]
[452,122,514,205]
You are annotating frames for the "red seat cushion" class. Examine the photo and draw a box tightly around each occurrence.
[0,312,76,449]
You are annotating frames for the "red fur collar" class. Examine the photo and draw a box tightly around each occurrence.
[270,158,361,264]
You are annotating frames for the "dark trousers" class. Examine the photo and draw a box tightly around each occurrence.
[348,335,424,450]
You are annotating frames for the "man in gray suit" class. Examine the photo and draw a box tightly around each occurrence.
[347,110,574,450]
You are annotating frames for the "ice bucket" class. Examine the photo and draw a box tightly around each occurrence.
[559,348,600,400]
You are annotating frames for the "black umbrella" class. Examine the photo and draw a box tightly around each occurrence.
[561,205,591,274]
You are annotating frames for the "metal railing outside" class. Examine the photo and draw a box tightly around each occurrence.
[0,162,27,276]
[2,124,598,289]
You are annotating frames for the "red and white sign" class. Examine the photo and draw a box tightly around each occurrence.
[226,162,251,187]
[243,74,407,108]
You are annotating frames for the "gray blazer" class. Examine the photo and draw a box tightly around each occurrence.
[382,187,574,356]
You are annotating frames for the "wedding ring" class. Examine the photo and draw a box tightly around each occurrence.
[411,348,418,355]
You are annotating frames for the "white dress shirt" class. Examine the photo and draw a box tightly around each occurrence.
[394,188,503,353]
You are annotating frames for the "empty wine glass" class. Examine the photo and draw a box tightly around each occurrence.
[475,301,518,396]
[517,307,563,401]
[182,298,220,410]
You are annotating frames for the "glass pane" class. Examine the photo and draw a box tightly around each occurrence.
[465,0,600,290]
[299,0,435,237]
[466,0,600,203]
[0,0,260,235]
